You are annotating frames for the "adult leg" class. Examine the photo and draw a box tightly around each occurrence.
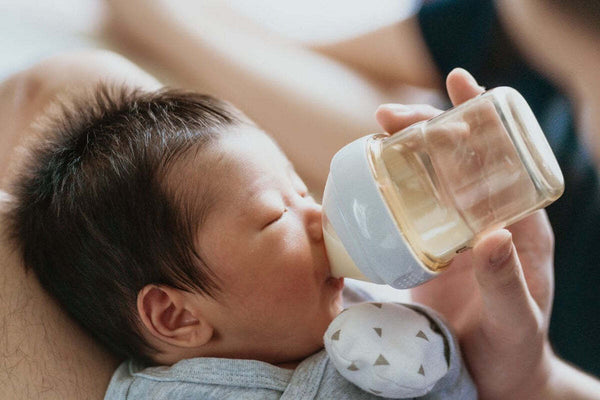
[0,50,159,400]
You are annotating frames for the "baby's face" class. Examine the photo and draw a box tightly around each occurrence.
[195,128,344,365]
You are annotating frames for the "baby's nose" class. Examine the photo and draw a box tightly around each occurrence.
[305,203,324,242]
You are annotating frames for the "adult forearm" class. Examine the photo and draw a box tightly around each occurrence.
[109,2,400,193]
[513,349,600,400]
[173,31,389,191]
[541,357,600,400]
[310,17,442,90]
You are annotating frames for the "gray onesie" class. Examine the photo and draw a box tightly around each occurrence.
[105,285,476,399]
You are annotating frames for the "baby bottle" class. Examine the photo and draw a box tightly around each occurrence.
[322,87,564,288]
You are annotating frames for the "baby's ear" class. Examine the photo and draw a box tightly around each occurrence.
[137,285,213,348]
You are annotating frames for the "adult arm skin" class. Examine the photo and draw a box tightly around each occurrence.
[106,0,442,193]
[0,50,160,400]
[310,18,442,89]
[381,68,600,400]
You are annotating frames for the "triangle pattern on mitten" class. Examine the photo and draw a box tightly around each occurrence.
[373,354,389,366]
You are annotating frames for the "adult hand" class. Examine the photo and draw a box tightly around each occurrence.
[376,68,555,400]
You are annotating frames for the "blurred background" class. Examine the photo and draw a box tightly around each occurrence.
[0,0,418,82]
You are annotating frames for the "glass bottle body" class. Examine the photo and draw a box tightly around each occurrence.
[369,87,563,270]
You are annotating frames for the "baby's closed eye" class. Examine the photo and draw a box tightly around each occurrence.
[261,207,288,229]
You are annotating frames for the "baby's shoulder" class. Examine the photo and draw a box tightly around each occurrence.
[104,357,290,400]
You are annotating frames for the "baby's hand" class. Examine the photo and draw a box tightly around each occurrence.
[324,302,450,398]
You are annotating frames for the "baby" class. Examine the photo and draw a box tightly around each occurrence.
[6,85,474,399]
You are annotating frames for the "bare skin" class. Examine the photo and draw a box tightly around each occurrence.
[0,51,159,400]
[383,69,600,400]
[3,0,600,395]
[106,0,600,185]
[104,0,440,193]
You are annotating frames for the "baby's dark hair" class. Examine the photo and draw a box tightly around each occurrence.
[5,84,248,363]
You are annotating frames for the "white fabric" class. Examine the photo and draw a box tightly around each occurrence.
[324,302,449,398]
[0,0,418,82]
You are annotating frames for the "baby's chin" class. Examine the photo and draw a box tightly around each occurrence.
[326,276,344,291]
[327,278,345,318]
[325,277,344,311]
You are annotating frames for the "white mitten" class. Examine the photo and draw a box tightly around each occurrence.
[324,302,449,398]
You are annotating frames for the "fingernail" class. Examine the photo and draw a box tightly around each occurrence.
[459,68,486,91]
[489,231,513,267]
[466,71,479,87]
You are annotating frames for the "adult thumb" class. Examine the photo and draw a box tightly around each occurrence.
[472,229,538,331]
[446,68,485,106]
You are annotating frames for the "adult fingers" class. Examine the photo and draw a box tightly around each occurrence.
[375,103,442,134]
[471,229,541,335]
[505,211,555,317]
[446,68,485,106]
[375,68,484,134]
[506,211,554,260]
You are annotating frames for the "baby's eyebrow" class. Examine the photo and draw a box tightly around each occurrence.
[235,186,276,222]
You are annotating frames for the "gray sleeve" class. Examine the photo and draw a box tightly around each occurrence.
[104,362,132,400]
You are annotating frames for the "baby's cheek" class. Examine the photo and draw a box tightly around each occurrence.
[275,234,316,271]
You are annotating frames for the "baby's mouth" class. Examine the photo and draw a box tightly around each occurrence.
[320,242,344,289]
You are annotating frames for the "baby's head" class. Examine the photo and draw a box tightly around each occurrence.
[6,85,344,366]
